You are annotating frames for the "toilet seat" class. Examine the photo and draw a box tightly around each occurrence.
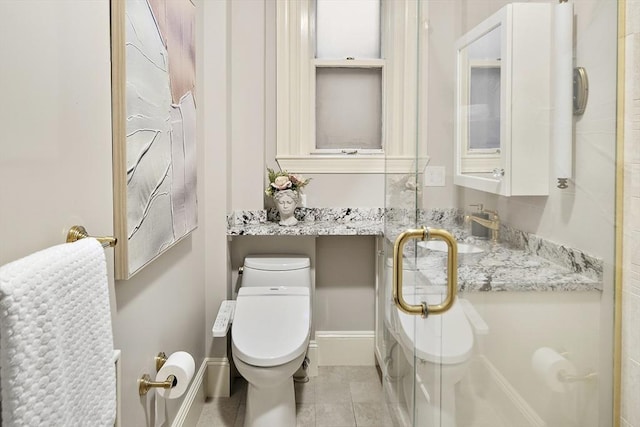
[395,293,473,364]
[232,287,310,367]
[244,255,310,271]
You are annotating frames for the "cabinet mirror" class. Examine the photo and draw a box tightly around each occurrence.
[454,4,551,197]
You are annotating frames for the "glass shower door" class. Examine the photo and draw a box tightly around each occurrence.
[380,1,456,425]
[379,1,619,427]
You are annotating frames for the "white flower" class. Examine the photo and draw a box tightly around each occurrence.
[271,175,292,190]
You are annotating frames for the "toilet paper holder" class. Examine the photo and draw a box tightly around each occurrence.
[558,370,598,383]
[556,350,598,383]
[138,352,176,396]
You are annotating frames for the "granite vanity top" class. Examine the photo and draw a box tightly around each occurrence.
[227,208,385,236]
[227,208,603,292]
[413,235,602,293]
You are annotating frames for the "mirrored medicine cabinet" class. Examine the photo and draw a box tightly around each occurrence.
[454,3,552,196]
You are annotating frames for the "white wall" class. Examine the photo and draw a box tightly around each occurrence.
[315,237,376,331]
[622,1,640,426]
[230,0,267,210]
[200,0,230,363]
[0,2,210,425]
[466,292,602,427]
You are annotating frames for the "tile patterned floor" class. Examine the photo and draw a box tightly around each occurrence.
[196,366,396,427]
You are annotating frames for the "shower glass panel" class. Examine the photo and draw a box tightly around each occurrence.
[380,1,618,426]
[381,0,444,425]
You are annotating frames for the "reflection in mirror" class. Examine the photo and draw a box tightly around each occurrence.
[458,23,503,177]
[465,25,501,153]
[469,66,500,151]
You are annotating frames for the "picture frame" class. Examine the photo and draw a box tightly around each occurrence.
[111,0,197,280]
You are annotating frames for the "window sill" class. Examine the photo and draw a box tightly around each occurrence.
[276,155,429,174]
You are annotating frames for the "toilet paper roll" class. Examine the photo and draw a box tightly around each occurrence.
[155,351,196,399]
[531,347,576,392]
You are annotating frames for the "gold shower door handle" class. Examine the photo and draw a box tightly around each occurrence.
[392,227,458,317]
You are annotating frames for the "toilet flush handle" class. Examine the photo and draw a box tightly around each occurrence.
[392,227,458,318]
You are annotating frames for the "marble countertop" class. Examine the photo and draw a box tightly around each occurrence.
[412,236,601,293]
[227,208,384,236]
[227,219,384,236]
[227,208,602,292]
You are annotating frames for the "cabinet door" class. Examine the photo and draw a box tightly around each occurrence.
[454,4,551,196]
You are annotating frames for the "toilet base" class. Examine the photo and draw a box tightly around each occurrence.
[244,378,295,427]
[233,350,306,427]
[394,339,470,427]
[412,378,458,427]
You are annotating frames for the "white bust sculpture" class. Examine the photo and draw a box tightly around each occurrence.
[274,189,299,226]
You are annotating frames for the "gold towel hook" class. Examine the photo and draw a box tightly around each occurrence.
[66,225,117,248]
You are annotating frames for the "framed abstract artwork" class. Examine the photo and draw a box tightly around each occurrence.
[111,0,197,280]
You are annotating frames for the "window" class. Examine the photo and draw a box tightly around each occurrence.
[316,0,380,59]
[277,0,421,173]
[316,67,382,152]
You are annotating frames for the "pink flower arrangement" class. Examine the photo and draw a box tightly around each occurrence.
[265,168,311,197]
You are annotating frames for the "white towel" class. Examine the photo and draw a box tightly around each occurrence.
[0,238,116,426]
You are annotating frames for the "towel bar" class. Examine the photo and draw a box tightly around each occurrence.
[66,225,117,248]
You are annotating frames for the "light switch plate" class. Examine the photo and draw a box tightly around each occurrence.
[424,166,446,187]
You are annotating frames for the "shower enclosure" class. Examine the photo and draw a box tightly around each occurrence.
[378,1,619,426]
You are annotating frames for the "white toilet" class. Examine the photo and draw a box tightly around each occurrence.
[396,292,474,427]
[231,255,311,427]
[383,265,476,427]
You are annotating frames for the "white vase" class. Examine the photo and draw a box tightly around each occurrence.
[273,189,299,226]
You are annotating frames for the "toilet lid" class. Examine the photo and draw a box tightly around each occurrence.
[396,293,473,364]
[244,255,310,271]
[231,287,310,367]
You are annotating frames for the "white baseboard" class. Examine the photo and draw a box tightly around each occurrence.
[171,358,207,427]
[474,355,546,427]
[205,357,232,398]
[316,331,375,366]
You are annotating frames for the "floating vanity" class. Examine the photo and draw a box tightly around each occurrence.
[227,208,602,293]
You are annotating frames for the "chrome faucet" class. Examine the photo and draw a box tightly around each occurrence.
[464,208,500,243]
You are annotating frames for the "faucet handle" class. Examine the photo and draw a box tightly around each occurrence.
[469,203,484,212]
[483,209,499,219]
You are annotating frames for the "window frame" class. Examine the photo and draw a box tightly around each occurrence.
[276,0,422,174]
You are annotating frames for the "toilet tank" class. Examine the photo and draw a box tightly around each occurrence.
[242,255,311,288]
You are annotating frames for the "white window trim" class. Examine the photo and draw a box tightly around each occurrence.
[276,0,425,174]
